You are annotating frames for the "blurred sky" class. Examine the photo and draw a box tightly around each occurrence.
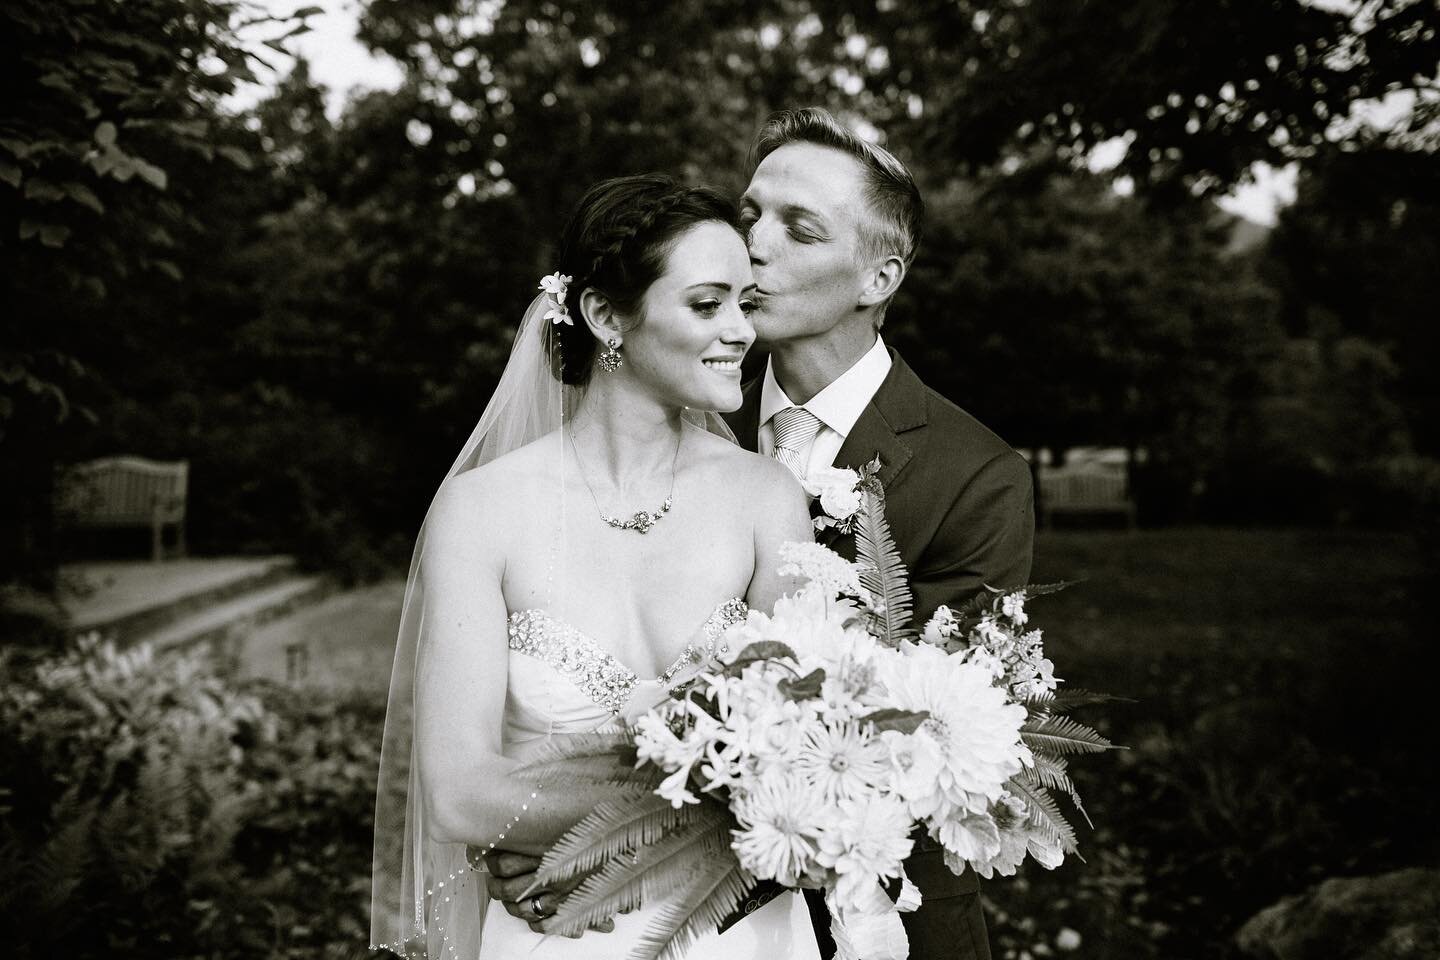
[231,0,1306,226]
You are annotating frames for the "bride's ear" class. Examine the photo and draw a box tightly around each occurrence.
[578,287,623,346]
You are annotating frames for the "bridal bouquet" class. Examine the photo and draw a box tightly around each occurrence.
[516,462,1118,960]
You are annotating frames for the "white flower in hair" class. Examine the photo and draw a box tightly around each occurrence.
[538,271,573,324]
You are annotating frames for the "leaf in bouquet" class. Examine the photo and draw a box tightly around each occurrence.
[514,753,661,790]
[777,667,825,701]
[858,707,931,735]
[951,585,1004,626]
[542,805,732,936]
[1006,776,1079,854]
[854,485,916,646]
[534,790,707,887]
[722,641,798,677]
[516,730,637,766]
[1020,754,1093,828]
[631,853,753,960]
[1021,714,1118,756]
[1027,688,1134,716]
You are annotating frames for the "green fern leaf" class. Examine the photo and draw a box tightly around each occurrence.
[535,791,706,886]
[542,806,732,936]
[1006,777,1079,854]
[854,485,916,645]
[1021,754,1074,796]
[631,853,752,960]
[1021,714,1117,755]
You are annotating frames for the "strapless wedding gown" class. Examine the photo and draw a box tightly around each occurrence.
[477,599,820,960]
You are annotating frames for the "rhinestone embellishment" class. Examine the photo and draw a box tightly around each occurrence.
[507,598,749,714]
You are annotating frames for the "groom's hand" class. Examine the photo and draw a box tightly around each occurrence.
[480,849,616,936]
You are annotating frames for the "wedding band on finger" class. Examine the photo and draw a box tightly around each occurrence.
[531,895,552,919]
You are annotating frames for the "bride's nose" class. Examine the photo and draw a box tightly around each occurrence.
[724,305,756,349]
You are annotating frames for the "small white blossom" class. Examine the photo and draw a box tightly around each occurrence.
[777,541,868,602]
[921,604,961,648]
[1000,591,1029,626]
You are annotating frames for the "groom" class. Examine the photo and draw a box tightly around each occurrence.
[483,108,1033,958]
[723,107,1034,959]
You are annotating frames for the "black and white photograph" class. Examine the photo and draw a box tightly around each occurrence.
[3,1,1437,958]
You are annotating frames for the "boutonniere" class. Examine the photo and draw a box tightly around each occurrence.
[805,456,883,536]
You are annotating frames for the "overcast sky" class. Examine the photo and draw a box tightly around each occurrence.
[232,1,1299,226]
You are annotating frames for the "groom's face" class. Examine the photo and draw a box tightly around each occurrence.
[740,143,873,345]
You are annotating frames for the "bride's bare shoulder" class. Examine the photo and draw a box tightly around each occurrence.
[688,428,805,505]
[429,432,561,526]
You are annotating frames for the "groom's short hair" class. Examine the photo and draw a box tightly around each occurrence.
[751,106,924,271]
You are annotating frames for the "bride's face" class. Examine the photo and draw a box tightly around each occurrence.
[621,221,757,412]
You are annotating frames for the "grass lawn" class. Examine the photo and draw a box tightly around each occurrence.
[984,528,1435,959]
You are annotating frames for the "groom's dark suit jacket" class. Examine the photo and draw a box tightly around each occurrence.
[723,349,1034,960]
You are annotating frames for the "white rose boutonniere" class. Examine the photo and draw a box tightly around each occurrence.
[806,457,884,536]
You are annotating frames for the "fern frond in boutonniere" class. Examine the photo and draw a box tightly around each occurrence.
[852,472,917,647]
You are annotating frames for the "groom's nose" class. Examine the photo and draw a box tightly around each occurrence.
[745,219,772,266]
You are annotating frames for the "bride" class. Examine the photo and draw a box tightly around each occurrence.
[370,175,821,959]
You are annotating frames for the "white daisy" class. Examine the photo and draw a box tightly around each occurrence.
[794,722,888,801]
[731,772,824,885]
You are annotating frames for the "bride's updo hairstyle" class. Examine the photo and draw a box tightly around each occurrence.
[549,174,742,385]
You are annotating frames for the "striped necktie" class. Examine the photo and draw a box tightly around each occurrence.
[770,406,822,481]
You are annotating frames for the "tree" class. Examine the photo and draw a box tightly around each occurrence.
[0,0,316,586]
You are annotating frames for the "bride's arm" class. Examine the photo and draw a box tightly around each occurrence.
[745,457,814,613]
[415,476,615,853]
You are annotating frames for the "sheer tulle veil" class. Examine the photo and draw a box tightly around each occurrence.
[369,290,734,957]
[369,290,565,959]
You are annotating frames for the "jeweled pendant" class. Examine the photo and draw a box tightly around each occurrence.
[602,497,672,534]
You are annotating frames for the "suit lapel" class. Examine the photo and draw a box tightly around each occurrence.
[833,350,928,489]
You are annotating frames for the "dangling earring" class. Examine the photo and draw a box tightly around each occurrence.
[598,337,623,373]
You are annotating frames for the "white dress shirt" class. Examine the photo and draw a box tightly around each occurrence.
[758,335,893,481]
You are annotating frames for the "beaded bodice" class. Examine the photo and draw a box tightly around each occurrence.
[506,598,747,715]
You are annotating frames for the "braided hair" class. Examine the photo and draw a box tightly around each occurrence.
[549,175,743,385]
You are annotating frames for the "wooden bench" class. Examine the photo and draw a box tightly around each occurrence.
[1038,470,1137,527]
[1030,447,1138,528]
[56,457,189,561]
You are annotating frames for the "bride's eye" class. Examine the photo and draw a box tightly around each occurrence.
[691,299,721,317]
[739,298,758,316]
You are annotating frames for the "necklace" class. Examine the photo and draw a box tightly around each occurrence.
[567,427,681,534]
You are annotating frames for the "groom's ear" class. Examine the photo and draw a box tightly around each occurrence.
[857,254,906,309]
[578,287,624,343]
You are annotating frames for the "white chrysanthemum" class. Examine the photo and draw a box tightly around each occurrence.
[879,641,1030,817]
[878,728,944,803]
[726,594,870,673]
[794,722,888,801]
[732,773,824,886]
[777,541,868,601]
[815,794,914,912]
